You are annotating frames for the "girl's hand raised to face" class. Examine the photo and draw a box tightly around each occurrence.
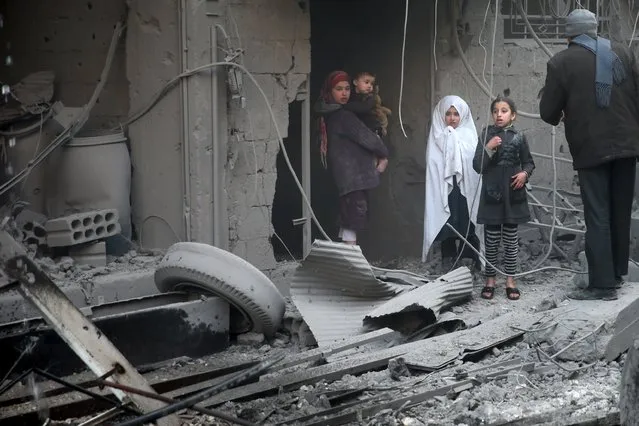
[486,136,502,150]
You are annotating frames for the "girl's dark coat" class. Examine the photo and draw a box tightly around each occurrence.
[473,125,535,225]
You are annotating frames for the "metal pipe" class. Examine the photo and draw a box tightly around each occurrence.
[100,380,256,426]
[528,202,583,213]
[530,151,572,164]
[113,354,284,426]
[179,0,192,242]
[529,185,581,197]
[35,369,139,415]
[301,78,312,257]
[211,26,223,248]
[524,222,585,234]
[516,0,553,58]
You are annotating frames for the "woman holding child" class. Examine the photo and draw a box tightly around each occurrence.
[422,95,482,270]
[314,70,389,245]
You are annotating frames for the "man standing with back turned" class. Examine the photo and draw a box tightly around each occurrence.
[540,9,639,301]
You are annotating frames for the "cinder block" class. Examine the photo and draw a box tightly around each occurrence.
[22,221,47,246]
[70,241,107,267]
[45,209,120,247]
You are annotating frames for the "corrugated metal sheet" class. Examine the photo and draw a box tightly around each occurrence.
[290,241,471,347]
[363,267,473,329]
[290,240,408,347]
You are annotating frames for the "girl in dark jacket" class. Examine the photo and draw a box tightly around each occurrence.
[473,96,535,301]
[315,71,389,245]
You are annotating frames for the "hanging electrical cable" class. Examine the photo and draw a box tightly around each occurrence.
[445,0,579,277]
[398,0,410,138]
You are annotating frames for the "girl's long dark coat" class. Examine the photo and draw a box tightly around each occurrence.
[473,125,535,225]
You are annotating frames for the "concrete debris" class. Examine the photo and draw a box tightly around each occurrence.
[45,209,121,247]
[237,332,266,346]
[521,284,639,363]
[69,241,107,267]
[0,254,163,324]
[364,267,473,334]
[2,236,639,426]
[290,240,416,347]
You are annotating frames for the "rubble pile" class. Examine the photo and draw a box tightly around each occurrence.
[2,235,638,425]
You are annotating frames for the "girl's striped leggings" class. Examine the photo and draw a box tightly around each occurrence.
[484,224,519,277]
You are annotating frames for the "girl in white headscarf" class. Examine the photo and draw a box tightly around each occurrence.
[422,95,482,268]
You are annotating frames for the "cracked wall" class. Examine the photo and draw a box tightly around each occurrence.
[0,0,129,129]
[224,0,310,270]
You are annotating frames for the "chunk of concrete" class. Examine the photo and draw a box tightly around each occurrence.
[0,269,160,323]
[70,241,107,267]
[525,285,639,363]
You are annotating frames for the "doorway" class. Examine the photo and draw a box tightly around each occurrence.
[309,0,433,259]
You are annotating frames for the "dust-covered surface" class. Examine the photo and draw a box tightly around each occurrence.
[35,248,165,286]
[6,238,635,425]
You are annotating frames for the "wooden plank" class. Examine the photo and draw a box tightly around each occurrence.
[203,312,538,406]
[275,328,397,370]
[202,346,410,406]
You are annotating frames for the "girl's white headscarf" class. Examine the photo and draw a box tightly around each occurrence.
[422,95,483,262]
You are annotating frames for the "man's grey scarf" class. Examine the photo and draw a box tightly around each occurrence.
[571,34,627,108]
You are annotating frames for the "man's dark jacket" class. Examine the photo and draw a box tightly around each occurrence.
[539,41,639,169]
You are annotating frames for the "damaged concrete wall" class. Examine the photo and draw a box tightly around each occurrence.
[1,0,129,129]
[224,0,310,269]
[126,0,185,249]
[434,1,575,190]
[0,0,129,214]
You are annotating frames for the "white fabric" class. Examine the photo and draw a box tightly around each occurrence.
[339,227,357,242]
[422,95,483,262]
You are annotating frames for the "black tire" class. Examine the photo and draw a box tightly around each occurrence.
[154,242,285,336]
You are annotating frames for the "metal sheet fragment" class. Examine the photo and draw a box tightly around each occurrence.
[290,240,408,347]
[363,267,473,332]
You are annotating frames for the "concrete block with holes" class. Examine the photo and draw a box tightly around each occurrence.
[22,221,47,246]
[45,209,121,247]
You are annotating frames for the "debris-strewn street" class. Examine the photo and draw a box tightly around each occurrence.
[1,236,634,425]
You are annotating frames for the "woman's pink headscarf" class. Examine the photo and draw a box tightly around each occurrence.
[319,71,350,167]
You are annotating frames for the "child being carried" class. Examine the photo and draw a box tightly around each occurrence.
[345,71,392,173]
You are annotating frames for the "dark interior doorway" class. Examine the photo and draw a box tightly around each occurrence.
[308,0,412,247]
[271,101,303,260]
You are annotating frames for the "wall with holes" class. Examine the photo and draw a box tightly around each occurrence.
[434,0,576,192]
[0,0,128,214]
[0,0,129,129]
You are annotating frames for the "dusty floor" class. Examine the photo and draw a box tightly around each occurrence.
[173,238,625,425]
[14,237,630,425]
